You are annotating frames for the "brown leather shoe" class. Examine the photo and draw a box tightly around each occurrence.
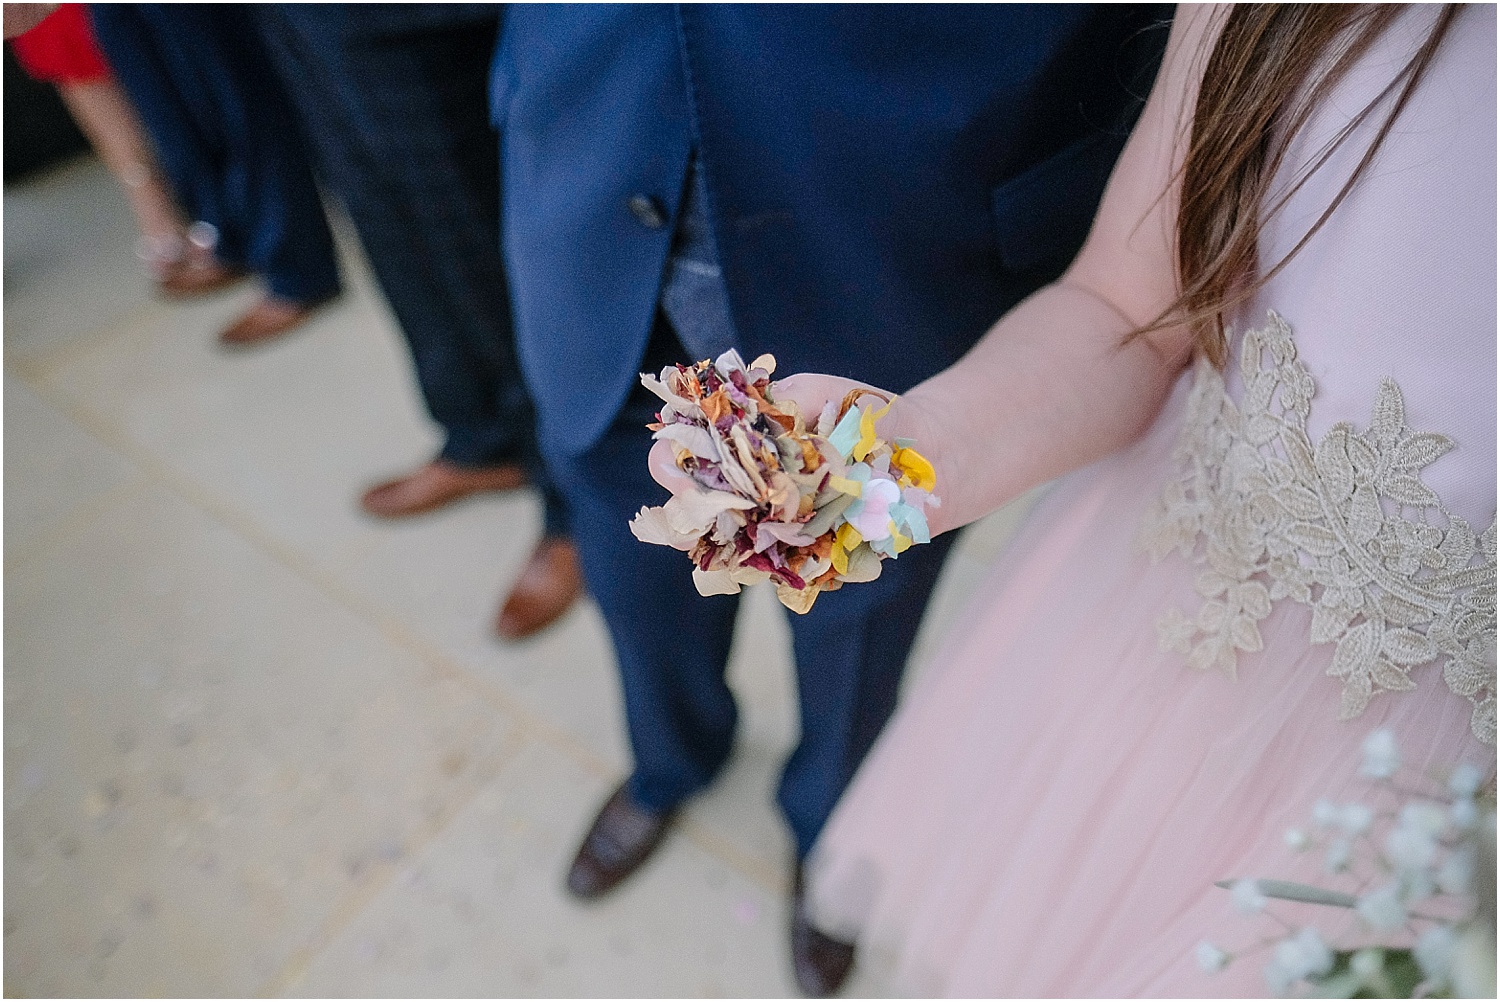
[217,294,330,348]
[360,460,528,519]
[495,536,582,640]
[791,861,856,997]
[566,783,673,900]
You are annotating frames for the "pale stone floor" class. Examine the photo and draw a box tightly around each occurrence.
[3,157,1031,998]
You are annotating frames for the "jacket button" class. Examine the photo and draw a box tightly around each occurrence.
[627,194,667,230]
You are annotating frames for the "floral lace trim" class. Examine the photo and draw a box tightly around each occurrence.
[1138,312,1497,745]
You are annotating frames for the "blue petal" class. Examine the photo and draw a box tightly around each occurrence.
[828,408,864,459]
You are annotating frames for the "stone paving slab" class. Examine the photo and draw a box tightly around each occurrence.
[4,481,518,997]
[4,156,1030,997]
[288,743,799,998]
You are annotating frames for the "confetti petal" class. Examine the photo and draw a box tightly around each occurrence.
[693,567,742,596]
[828,407,863,459]
[632,354,936,613]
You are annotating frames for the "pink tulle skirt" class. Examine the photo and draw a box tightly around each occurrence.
[808,374,1488,997]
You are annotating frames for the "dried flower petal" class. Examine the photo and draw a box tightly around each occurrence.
[632,354,937,612]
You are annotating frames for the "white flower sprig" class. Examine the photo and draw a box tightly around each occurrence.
[1197,729,1496,998]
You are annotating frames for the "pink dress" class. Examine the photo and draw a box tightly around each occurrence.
[808,8,1496,997]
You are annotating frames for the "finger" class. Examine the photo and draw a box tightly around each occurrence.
[648,438,698,495]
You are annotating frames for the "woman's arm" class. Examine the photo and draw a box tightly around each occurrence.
[778,5,1225,536]
[4,5,59,40]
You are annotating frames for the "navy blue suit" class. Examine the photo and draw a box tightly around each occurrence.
[87,4,340,304]
[495,4,1169,856]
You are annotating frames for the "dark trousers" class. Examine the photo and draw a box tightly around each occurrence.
[548,317,958,857]
[255,5,565,535]
[87,4,340,304]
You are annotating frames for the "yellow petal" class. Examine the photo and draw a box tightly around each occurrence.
[827,475,863,497]
[891,446,937,492]
[836,522,863,550]
[830,539,849,575]
[891,524,913,554]
[853,398,894,462]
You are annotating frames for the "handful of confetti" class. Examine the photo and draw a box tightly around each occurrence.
[629,350,939,614]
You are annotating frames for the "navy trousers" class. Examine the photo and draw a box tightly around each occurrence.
[87,4,340,304]
[255,5,566,534]
[548,317,958,858]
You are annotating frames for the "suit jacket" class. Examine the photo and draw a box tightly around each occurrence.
[493,3,1172,455]
[328,2,498,38]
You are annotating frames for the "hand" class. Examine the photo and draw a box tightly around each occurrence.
[766,372,886,430]
[644,368,956,532]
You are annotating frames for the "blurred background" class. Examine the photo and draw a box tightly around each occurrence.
[2,9,1030,994]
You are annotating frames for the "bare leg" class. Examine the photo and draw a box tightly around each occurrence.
[58,80,246,295]
[58,80,185,251]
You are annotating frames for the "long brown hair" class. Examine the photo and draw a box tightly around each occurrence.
[1151,4,1459,367]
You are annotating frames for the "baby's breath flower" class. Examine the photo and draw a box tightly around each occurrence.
[1324,837,1352,874]
[1359,729,1400,779]
[1399,802,1448,835]
[1436,845,1475,895]
[1349,947,1385,986]
[1386,805,1444,874]
[1337,802,1374,836]
[1414,924,1456,984]
[1231,878,1267,914]
[1207,739,1493,995]
[1448,762,1483,798]
[1263,959,1293,996]
[1264,927,1334,994]
[1312,798,1339,828]
[1450,924,1498,998]
[1355,882,1407,931]
[1195,941,1230,973]
[1398,867,1435,902]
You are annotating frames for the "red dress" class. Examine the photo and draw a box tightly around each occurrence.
[11,4,111,85]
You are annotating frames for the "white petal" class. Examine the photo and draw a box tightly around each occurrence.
[692,567,741,596]
[728,565,772,587]
[653,423,721,462]
[714,348,747,376]
[629,506,699,551]
[663,489,756,535]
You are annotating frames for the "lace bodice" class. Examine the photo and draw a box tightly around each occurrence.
[1139,314,1496,744]
[1138,8,1496,744]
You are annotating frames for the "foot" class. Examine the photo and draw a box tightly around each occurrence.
[217,294,330,348]
[155,249,248,299]
[566,782,673,900]
[791,861,856,997]
[138,233,248,299]
[360,460,528,519]
[495,536,583,640]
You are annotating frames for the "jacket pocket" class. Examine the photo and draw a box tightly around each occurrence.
[990,132,1128,278]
